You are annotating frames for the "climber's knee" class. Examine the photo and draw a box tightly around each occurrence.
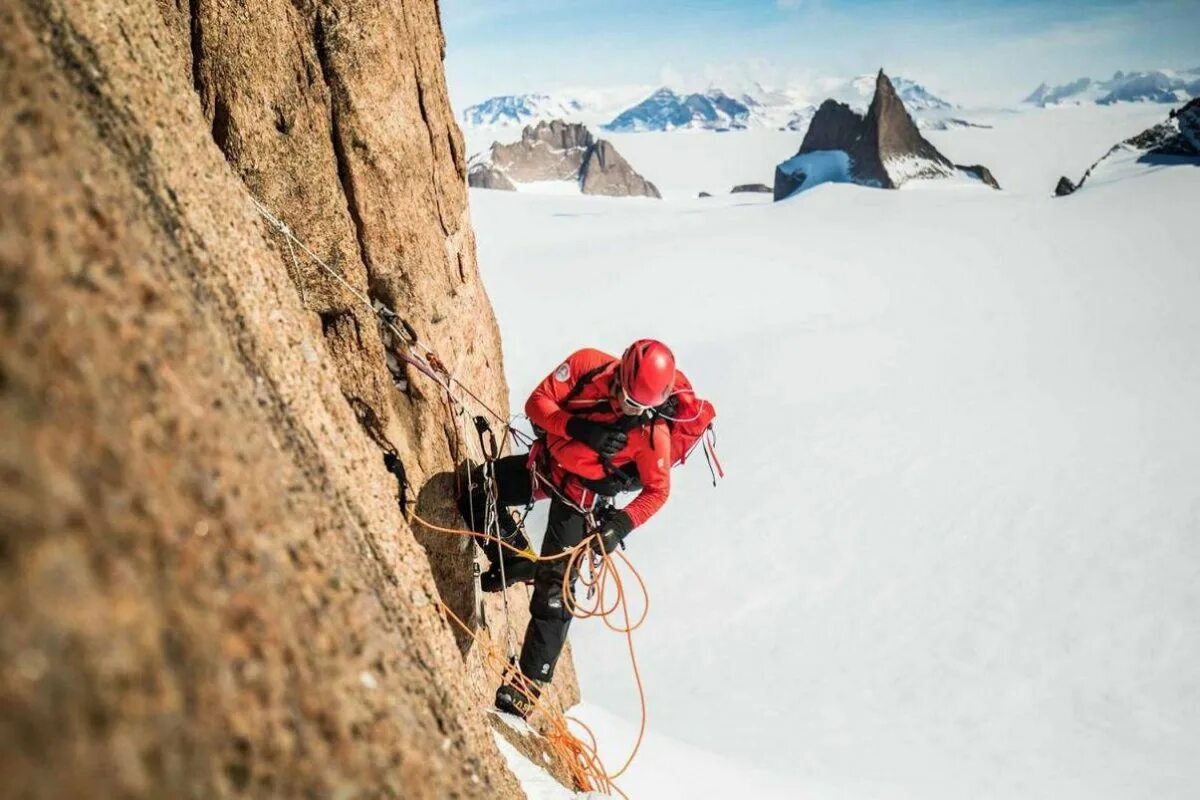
[529,581,573,621]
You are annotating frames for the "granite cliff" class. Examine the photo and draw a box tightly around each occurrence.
[1,1,577,797]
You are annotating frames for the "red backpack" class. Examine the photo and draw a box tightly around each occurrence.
[662,372,722,481]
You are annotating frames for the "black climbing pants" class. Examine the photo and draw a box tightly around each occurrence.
[457,454,534,565]
[457,453,591,683]
[518,496,588,683]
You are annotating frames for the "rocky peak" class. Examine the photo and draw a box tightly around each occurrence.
[798,100,863,152]
[775,69,997,198]
[1024,82,1051,104]
[580,140,662,198]
[469,121,660,198]
[863,70,953,171]
[521,119,595,151]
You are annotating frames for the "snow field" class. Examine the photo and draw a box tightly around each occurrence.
[470,104,1200,799]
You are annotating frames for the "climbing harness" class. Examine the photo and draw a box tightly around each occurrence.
[474,413,519,659]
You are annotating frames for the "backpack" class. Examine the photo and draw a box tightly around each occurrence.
[658,372,718,470]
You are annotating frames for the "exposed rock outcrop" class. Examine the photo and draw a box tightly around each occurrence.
[1125,97,1200,154]
[956,164,1001,190]
[580,140,661,197]
[468,120,660,198]
[731,183,772,194]
[796,100,863,153]
[468,167,517,191]
[1054,98,1200,196]
[773,71,999,199]
[1,1,577,797]
[471,120,594,185]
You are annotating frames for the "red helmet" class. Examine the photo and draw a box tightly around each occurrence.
[618,339,676,409]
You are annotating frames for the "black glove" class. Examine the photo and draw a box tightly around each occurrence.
[592,509,634,555]
[581,464,642,496]
[566,417,628,459]
[656,394,679,420]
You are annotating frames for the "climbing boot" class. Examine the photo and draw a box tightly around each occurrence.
[495,678,541,719]
[480,556,536,592]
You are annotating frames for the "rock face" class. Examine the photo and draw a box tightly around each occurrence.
[1126,97,1200,154]
[731,183,772,193]
[467,167,517,191]
[796,100,863,153]
[472,120,595,185]
[1,1,577,797]
[1055,176,1079,197]
[1055,98,1200,195]
[774,71,999,199]
[469,120,660,198]
[855,71,955,186]
[956,164,1001,190]
[580,140,661,197]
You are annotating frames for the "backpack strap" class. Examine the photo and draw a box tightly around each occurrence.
[562,363,610,406]
[530,362,612,439]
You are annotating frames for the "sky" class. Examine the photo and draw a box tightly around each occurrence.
[441,0,1200,108]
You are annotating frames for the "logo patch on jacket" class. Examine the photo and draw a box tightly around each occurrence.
[554,363,571,382]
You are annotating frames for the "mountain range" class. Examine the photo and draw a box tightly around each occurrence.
[1024,68,1200,106]
[461,94,586,127]
[603,88,754,132]
[459,74,957,134]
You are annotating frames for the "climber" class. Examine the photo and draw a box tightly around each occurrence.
[457,339,716,718]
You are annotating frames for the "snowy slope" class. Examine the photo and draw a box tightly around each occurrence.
[468,103,1200,799]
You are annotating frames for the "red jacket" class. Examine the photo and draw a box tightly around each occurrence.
[526,348,672,529]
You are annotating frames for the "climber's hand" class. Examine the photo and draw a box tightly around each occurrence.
[592,509,634,555]
[566,417,628,459]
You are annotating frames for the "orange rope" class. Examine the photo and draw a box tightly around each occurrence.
[565,548,648,780]
[407,508,585,562]
[415,512,650,794]
[439,600,626,796]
